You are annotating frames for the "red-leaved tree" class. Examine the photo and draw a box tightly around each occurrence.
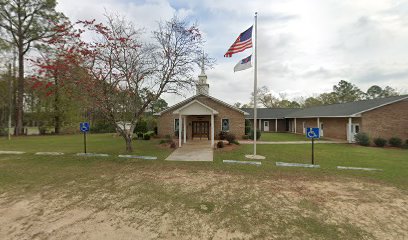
[34,14,206,152]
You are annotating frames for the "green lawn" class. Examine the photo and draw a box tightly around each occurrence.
[0,133,172,158]
[259,132,313,141]
[0,134,407,239]
[214,143,408,189]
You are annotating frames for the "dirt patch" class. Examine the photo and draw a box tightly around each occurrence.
[0,169,407,239]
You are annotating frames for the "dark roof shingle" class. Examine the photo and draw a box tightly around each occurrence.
[242,108,299,119]
[286,95,408,118]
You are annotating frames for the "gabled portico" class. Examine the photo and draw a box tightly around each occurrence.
[173,100,218,148]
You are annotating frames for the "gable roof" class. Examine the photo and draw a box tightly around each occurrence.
[286,95,408,118]
[173,100,219,115]
[242,108,299,119]
[154,94,249,116]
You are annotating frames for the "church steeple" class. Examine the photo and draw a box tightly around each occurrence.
[196,51,209,95]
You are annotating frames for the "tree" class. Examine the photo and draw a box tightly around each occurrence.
[381,86,398,97]
[233,102,242,108]
[149,98,168,113]
[366,85,383,99]
[44,15,206,152]
[258,86,280,108]
[304,97,322,107]
[0,0,63,135]
[32,20,89,134]
[332,80,363,103]
[318,92,338,105]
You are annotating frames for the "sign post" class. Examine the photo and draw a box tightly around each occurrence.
[80,122,90,153]
[306,127,320,165]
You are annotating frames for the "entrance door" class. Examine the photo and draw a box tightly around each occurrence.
[192,121,209,139]
[347,123,360,142]
[264,121,269,132]
[319,122,324,137]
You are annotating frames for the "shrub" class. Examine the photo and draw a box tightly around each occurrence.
[134,119,148,133]
[217,141,224,148]
[145,131,155,137]
[224,133,236,144]
[389,137,402,147]
[242,135,249,140]
[373,138,387,147]
[245,119,251,135]
[218,131,227,140]
[402,139,408,149]
[249,129,261,140]
[170,141,176,148]
[159,139,166,144]
[136,132,144,139]
[354,132,370,146]
[143,134,151,140]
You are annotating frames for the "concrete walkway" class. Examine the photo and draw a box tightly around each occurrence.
[166,140,213,162]
[238,140,347,144]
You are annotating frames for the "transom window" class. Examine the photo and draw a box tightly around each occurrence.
[222,118,230,132]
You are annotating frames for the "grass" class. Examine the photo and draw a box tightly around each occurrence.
[259,132,315,141]
[0,133,172,157]
[0,134,407,238]
[214,143,408,189]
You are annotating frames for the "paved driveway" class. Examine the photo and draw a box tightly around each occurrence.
[165,140,213,162]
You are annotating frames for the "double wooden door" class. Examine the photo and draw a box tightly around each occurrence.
[192,121,209,139]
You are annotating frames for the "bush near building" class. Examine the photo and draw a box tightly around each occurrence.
[389,137,402,147]
[354,132,370,146]
[374,138,387,147]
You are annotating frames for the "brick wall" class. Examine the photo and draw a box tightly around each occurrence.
[156,96,246,139]
[291,117,361,140]
[247,119,288,132]
[361,99,408,141]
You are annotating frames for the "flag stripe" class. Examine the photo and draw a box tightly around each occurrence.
[224,26,253,57]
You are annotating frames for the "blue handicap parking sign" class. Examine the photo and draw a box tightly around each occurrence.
[80,122,90,132]
[306,127,320,139]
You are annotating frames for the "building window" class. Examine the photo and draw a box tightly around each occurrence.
[222,118,230,132]
[174,119,179,132]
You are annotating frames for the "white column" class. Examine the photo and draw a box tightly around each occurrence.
[178,114,182,147]
[348,117,352,143]
[183,116,187,143]
[211,114,214,148]
[275,119,278,132]
[294,118,297,133]
[317,117,320,135]
[259,119,261,131]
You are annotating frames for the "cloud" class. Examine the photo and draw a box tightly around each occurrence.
[56,0,408,105]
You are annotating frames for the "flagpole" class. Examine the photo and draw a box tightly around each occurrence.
[253,12,258,156]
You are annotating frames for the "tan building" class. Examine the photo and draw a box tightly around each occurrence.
[154,66,248,148]
[244,95,408,143]
[156,63,408,145]
[285,95,408,142]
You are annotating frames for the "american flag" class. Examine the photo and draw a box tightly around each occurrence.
[224,26,253,57]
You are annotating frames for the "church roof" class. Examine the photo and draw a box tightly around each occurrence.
[154,94,249,116]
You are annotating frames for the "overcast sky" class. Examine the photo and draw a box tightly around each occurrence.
[57,0,408,106]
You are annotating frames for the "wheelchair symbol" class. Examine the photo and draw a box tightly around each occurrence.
[307,130,317,138]
[306,127,320,139]
[80,122,90,132]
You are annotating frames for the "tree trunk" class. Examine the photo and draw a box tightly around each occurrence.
[54,74,60,134]
[15,47,24,136]
[125,135,133,152]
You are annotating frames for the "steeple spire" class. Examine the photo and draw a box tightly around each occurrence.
[201,51,205,75]
[196,50,209,95]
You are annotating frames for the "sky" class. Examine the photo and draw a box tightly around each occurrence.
[57,0,408,106]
